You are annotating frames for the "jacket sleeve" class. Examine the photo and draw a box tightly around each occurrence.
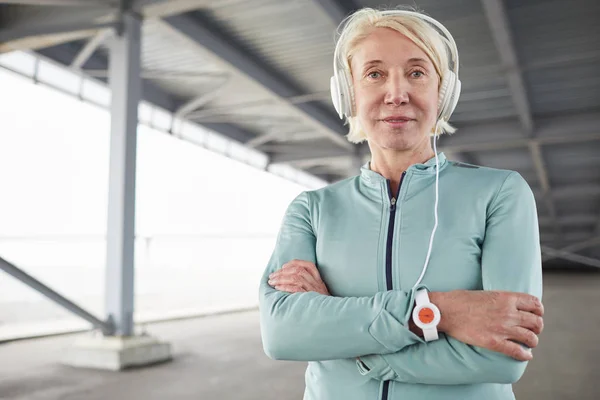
[259,191,428,361]
[356,171,543,384]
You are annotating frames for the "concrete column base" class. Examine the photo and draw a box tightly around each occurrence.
[62,334,172,371]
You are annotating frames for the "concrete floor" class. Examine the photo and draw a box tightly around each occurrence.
[0,271,598,400]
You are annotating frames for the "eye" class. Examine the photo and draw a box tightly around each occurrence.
[367,71,382,79]
[411,70,425,78]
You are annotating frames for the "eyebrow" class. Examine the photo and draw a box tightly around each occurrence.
[362,60,383,68]
[362,57,431,68]
[407,57,430,64]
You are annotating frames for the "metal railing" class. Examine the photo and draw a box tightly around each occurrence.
[0,256,115,335]
[0,233,276,338]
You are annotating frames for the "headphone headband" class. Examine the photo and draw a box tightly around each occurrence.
[377,10,460,76]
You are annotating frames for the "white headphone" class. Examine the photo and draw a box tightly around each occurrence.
[330,10,462,128]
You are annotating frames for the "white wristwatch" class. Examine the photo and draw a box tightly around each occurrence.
[412,289,441,342]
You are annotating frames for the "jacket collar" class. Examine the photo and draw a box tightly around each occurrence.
[360,152,448,186]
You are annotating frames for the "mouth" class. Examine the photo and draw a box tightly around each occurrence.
[380,117,415,127]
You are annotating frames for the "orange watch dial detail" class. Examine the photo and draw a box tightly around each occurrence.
[418,307,435,324]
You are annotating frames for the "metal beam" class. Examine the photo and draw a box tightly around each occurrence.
[0,1,215,53]
[174,75,231,118]
[184,92,331,120]
[593,218,600,259]
[0,4,117,43]
[71,29,113,69]
[199,123,255,143]
[441,131,600,154]
[245,127,311,148]
[270,148,351,164]
[0,256,114,335]
[552,184,600,200]
[312,0,361,25]
[0,0,111,5]
[443,112,600,151]
[83,68,229,80]
[529,141,560,238]
[36,41,256,143]
[522,50,600,73]
[161,12,352,151]
[142,0,216,19]
[538,214,598,228]
[541,231,590,243]
[481,0,533,134]
[283,131,329,143]
[245,131,281,148]
[542,236,600,262]
[482,0,561,241]
[37,41,179,111]
[0,21,116,43]
[0,30,96,54]
[191,114,301,125]
[541,246,600,269]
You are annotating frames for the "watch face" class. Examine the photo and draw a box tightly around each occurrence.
[412,302,440,330]
[418,307,435,324]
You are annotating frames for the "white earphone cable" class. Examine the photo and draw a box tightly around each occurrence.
[412,133,440,289]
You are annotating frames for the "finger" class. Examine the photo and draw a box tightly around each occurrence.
[497,339,533,361]
[278,265,320,288]
[516,294,544,317]
[274,262,329,294]
[518,311,544,335]
[300,262,323,282]
[283,260,322,281]
[274,285,306,293]
[268,269,283,279]
[269,275,313,292]
[510,326,539,349]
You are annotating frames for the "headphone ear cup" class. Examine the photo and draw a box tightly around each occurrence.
[446,78,461,118]
[338,68,354,118]
[437,72,451,121]
[330,75,344,119]
[437,70,461,122]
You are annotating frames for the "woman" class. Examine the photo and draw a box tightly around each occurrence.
[259,7,543,400]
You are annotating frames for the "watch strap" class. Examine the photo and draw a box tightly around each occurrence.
[423,327,439,341]
[415,288,430,306]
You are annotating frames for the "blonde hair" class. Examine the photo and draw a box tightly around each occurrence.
[335,7,457,144]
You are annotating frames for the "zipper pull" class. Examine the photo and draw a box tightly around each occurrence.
[390,197,397,211]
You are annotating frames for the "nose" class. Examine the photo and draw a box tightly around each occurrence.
[384,74,409,106]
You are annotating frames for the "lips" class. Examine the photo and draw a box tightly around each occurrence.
[380,116,415,128]
[381,116,414,122]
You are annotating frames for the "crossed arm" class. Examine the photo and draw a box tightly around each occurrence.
[259,172,543,385]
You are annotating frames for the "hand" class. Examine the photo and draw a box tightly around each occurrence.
[268,260,330,296]
[431,290,544,361]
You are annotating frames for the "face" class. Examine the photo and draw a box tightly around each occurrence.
[350,28,439,152]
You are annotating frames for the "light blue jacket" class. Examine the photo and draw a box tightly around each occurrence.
[259,153,543,400]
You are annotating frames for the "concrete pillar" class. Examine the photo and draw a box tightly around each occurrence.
[63,9,171,371]
[104,10,141,338]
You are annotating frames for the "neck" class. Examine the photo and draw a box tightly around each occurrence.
[369,139,435,195]
[369,142,435,179]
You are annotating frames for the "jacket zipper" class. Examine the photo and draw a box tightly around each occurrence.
[381,171,406,400]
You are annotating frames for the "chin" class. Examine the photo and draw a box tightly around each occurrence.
[370,131,420,151]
